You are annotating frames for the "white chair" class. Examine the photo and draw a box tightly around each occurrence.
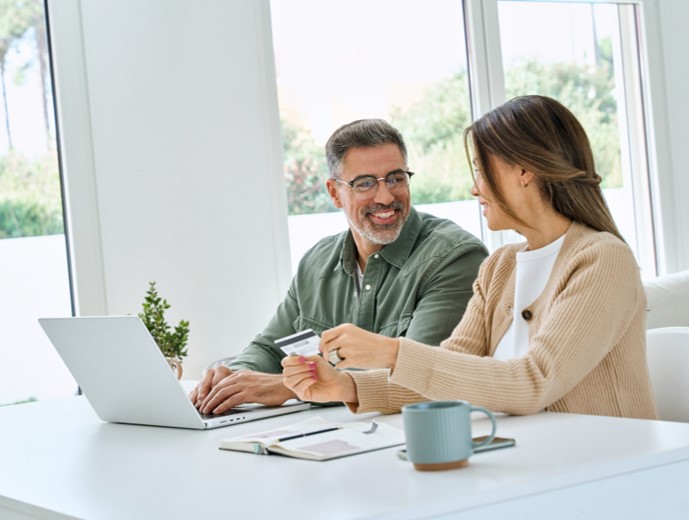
[646,327,689,422]
[643,269,689,329]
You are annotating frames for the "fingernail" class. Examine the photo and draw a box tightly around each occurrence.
[298,356,306,363]
[311,375,318,381]
[308,361,316,369]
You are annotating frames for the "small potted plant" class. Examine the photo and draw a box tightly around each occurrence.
[139,281,190,379]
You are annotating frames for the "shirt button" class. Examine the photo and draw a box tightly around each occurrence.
[521,309,533,321]
[373,254,380,259]
[364,284,372,291]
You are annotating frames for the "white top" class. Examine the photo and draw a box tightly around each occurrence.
[356,261,365,290]
[493,235,565,360]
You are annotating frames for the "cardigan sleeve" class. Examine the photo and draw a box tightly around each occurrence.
[378,235,644,416]
[345,369,428,414]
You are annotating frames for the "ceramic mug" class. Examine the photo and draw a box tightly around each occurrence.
[402,400,497,471]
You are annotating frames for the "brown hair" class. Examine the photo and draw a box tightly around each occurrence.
[464,95,624,241]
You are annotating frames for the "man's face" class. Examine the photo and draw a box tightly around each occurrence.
[327,144,411,254]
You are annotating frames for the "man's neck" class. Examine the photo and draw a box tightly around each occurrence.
[352,237,383,272]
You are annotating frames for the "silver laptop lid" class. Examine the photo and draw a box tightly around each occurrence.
[38,316,309,429]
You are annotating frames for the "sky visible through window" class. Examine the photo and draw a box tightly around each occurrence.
[271,0,617,148]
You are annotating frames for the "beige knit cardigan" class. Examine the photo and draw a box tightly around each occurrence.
[349,222,658,419]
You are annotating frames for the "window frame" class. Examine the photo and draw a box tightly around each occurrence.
[463,0,675,276]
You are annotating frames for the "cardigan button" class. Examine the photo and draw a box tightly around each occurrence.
[521,309,533,321]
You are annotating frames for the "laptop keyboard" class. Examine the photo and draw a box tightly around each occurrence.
[199,408,244,420]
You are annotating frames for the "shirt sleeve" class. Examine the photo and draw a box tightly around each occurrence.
[404,242,488,345]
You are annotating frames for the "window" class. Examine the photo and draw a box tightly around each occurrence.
[271,0,659,278]
[0,0,75,405]
[270,0,477,269]
[489,1,655,276]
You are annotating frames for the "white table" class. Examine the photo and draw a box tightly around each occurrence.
[1,396,688,519]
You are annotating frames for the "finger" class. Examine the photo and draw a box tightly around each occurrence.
[201,385,237,414]
[320,326,345,353]
[200,377,236,413]
[281,355,308,369]
[212,366,232,385]
[282,363,315,378]
[285,372,318,399]
[283,359,318,381]
[319,335,332,355]
[193,369,216,406]
[209,390,246,414]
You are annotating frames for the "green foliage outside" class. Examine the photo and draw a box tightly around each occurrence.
[281,118,334,215]
[390,73,474,205]
[1,2,622,225]
[283,40,622,214]
[1,0,59,239]
[505,41,621,188]
[138,281,190,363]
[0,150,63,238]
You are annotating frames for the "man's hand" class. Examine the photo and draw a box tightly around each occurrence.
[320,323,400,369]
[190,366,297,415]
[189,366,231,406]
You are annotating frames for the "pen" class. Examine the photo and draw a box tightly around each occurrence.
[278,427,341,442]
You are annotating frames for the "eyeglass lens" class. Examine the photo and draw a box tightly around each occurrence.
[350,171,411,199]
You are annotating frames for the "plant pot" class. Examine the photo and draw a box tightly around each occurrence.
[166,357,183,380]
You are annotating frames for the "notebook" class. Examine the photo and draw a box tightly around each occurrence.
[219,416,405,461]
[38,316,311,429]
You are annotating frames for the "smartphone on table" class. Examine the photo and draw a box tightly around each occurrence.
[396,436,516,460]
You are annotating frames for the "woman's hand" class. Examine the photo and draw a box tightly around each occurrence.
[281,355,358,404]
[320,323,400,369]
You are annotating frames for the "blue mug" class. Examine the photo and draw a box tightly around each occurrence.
[402,400,497,471]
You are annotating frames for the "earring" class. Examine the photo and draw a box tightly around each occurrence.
[521,181,529,188]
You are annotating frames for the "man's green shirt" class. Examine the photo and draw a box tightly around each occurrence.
[229,208,488,373]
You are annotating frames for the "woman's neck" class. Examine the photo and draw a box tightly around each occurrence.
[522,212,572,251]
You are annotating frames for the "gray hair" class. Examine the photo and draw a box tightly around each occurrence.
[325,119,407,178]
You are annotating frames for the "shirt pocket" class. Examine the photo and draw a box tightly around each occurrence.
[376,314,412,338]
[396,314,412,337]
[292,315,334,336]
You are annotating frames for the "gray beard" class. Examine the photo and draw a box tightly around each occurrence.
[345,201,408,245]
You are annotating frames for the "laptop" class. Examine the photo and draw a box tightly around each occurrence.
[38,316,311,429]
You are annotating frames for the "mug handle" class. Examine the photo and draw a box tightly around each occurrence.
[470,405,497,450]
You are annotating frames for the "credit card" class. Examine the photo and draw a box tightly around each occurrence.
[276,329,320,357]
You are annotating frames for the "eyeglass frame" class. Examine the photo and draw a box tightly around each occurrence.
[333,169,415,200]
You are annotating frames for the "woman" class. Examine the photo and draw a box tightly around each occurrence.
[282,95,657,419]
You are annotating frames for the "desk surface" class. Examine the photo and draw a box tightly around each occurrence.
[1,396,688,520]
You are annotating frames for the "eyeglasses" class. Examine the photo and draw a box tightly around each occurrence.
[334,169,414,200]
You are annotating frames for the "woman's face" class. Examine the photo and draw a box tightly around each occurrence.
[471,154,527,232]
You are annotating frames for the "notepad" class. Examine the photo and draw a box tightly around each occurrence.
[219,416,405,461]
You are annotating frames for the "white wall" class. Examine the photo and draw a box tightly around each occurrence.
[48,0,292,379]
[46,0,689,380]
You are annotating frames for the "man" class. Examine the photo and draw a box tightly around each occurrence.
[191,118,487,414]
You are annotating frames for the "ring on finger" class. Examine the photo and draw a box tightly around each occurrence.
[328,349,343,365]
